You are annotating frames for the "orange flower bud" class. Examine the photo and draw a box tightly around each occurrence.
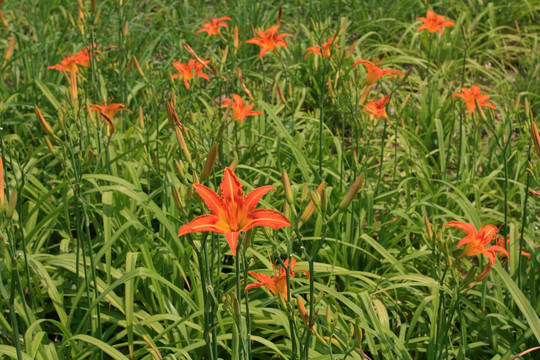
[282,170,293,205]
[35,105,55,138]
[298,182,325,229]
[338,174,364,212]
[171,185,183,211]
[531,122,540,159]
[200,144,218,182]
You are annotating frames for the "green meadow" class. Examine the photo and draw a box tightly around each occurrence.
[1,0,539,359]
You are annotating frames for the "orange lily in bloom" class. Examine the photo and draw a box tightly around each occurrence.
[452,85,496,116]
[446,221,509,287]
[221,94,263,122]
[196,16,231,36]
[245,25,291,59]
[178,167,290,255]
[172,59,210,89]
[495,237,531,260]
[352,59,403,86]
[306,36,337,59]
[417,10,455,34]
[245,258,309,299]
[47,44,101,73]
[90,100,132,136]
[362,94,390,120]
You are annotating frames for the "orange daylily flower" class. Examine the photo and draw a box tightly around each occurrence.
[416,10,455,34]
[90,101,132,122]
[245,24,291,59]
[47,44,101,73]
[172,59,210,89]
[90,100,132,136]
[178,167,291,256]
[245,258,309,300]
[452,85,496,116]
[446,221,509,288]
[305,36,337,59]
[352,59,403,86]
[221,94,263,122]
[495,237,531,260]
[362,93,390,120]
[195,16,232,36]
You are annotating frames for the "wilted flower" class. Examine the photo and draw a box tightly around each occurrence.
[221,94,263,122]
[178,167,290,255]
[245,258,309,299]
[245,24,291,58]
[417,10,455,34]
[452,85,496,116]
[172,59,210,89]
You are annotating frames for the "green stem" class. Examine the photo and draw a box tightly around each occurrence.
[375,120,388,196]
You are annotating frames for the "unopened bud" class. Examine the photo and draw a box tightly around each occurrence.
[326,305,332,325]
[175,128,192,164]
[84,147,94,165]
[298,182,325,229]
[424,216,433,240]
[173,160,185,182]
[338,174,363,212]
[297,296,309,327]
[138,107,144,128]
[282,170,293,205]
[44,136,55,154]
[243,228,253,252]
[228,159,237,172]
[200,144,218,182]
[276,82,287,106]
[6,190,17,218]
[35,105,55,138]
[300,184,309,203]
[171,185,183,211]
[233,26,239,50]
[531,122,540,159]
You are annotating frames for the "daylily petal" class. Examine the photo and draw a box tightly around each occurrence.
[243,209,291,232]
[446,221,477,237]
[193,184,223,215]
[178,214,224,236]
[245,185,275,211]
[221,167,244,206]
[225,231,240,255]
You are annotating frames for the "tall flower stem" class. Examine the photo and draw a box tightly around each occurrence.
[375,120,389,196]
[426,36,433,123]
[318,60,329,180]
[234,250,248,360]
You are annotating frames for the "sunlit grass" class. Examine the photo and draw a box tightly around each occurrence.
[0,1,539,359]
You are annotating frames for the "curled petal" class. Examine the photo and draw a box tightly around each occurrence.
[446,221,477,238]
[244,209,291,232]
[178,214,224,236]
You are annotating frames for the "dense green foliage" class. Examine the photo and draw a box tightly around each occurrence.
[1,0,539,359]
